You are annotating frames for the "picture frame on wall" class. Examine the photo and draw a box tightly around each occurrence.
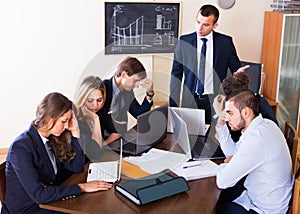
[104,1,181,55]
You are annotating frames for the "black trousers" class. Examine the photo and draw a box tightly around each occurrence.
[194,94,212,124]
[217,202,259,214]
[216,176,258,214]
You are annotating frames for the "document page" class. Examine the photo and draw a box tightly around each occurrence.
[124,148,188,174]
[173,160,220,181]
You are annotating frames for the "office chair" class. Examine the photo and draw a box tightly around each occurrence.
[284,121,299,175]
[0,161,6,204]
[287,154,300,214]
[240,61,263,95]
[292,170,300,214]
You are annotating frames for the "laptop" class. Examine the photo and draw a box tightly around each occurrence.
[109,104,168,156]
[86,139,123,183]
[168,107,210,136]
[169,108,192,160]
[169,107,223,161]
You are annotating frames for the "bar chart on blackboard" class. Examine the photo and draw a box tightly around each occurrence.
[105,1,181,54]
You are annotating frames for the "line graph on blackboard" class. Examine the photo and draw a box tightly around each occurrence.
[105,2,181,54]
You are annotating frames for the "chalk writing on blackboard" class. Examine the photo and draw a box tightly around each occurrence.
[105,2,180,54]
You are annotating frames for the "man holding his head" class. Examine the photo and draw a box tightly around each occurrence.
[213,72,278,142]
[102,56,154,134]
[215,89,293,213]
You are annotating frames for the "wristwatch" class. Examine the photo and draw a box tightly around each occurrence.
[146,90,155,98]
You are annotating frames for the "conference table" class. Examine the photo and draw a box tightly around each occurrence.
[40,133,223,214]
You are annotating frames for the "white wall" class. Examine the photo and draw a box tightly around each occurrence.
[0,0,272,148]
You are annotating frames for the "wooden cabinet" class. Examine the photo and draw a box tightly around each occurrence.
[261,11,300,132]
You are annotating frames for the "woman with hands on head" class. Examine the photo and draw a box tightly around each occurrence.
[1,92,112,214]
[74,76,120,163]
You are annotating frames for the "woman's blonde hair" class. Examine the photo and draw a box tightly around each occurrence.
[73,76,106,120]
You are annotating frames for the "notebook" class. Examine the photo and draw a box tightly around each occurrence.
[86,139,123,183]
[109,104,168,156]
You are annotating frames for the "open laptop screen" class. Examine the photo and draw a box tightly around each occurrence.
[170,107,209,136]
[109,104,168,156]
[135,104,168,154]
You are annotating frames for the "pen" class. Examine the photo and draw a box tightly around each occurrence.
[183,162,205,169]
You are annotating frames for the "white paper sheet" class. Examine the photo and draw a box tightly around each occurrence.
[173,160,220,181]
[124,148,189,174]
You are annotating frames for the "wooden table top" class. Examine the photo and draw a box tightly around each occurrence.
[40,133,223,214]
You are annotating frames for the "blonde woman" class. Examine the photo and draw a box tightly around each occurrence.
[74,76,120,162]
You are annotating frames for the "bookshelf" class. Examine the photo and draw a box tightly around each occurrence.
[261,11,300,131]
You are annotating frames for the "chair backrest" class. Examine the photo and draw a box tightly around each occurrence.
[0,161,6,203]
[240,61,263,95]
[287,155,300,214]
[292,174,300,214]
[284,121,299,175]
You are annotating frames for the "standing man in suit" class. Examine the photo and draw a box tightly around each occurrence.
[169,4,248,123]
[102,56,154,135]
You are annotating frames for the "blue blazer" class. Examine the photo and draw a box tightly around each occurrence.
[1,124,84,214]
[169,31,241,107]
[78,119,103,164]
[103,77,153,119]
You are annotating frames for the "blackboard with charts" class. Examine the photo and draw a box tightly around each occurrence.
[105,2,181,55]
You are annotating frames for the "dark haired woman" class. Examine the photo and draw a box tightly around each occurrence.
[1,92,112,214]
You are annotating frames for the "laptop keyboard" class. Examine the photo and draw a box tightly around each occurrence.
[123,142,136,151]
[93,161,118,182]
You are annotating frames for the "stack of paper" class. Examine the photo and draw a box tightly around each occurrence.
[173,160,220,181]
[124,148,221,181]
[123,148,189,174]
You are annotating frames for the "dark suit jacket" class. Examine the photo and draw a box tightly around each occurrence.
[258,95,278,125]
[1,124,84,214]
[103,77,152,119]
[169,31,241,107]
[78,119,103,164]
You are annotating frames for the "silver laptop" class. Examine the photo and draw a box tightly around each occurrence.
[168,107,210,136]
[109,104,168,156]
[169,107,222,161]
[170,108,192,160]
[86,139,123,183]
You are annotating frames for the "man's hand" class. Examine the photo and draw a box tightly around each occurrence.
[234,65,250,75]
[213,94,225,115]
[140,77,153,91]
[216,110,227,127]
[224,156,233,163]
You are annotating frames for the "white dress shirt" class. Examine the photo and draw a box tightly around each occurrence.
[197,32,213,95]
[215,115,294,213]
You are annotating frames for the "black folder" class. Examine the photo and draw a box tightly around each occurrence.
[115,171,189,205]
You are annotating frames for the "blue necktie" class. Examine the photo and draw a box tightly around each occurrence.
[46,141,58,174]
[196,38,208,95]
